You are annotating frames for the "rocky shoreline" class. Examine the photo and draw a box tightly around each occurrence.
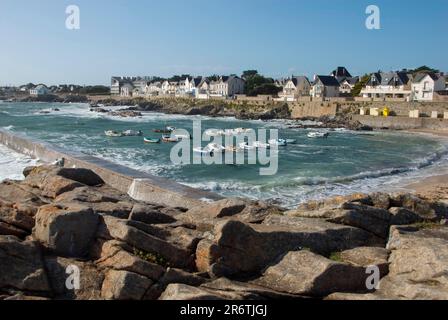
[1,164,447,300]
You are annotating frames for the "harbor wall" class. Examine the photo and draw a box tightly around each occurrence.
[351,115,448,130]
[0,129,222,209]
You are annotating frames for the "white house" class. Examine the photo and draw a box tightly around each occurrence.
[209,76,245,98]
[30,85,50,96]
[338,77,359,94]
[279,76,311,101]
[120,83,134,97]
[145,82,162,96]
[310,75,340,98]
[360,72,412,99]
[411,73,446,101]
[161,81,179,95]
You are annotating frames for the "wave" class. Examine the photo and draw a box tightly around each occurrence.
[0,144,39,181]
[1,125,14,131]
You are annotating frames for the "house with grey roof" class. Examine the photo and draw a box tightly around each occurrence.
[338,76,359,95]
[310,75,340,98]
[208,76,245,98]
[110,76,153,96]
[360,71,412,99]
[279,76,311,101]
[411,72,446,101]
[331,66,352,83]
[30,84,50,96]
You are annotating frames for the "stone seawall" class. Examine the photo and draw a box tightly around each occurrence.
[351,115,448,130]
[0,129,222,209]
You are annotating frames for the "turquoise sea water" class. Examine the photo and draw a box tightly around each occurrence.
[1,102,447,208]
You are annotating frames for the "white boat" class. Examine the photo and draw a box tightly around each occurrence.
[206,143,225,152]
[193,143,225,155]
[204,129,224,136]
[307,131,329,138]
[252,141,270,149]
[105,130,123,137]
[285,139,297,144]
[269,138,287,146]
[238,142,255,150]
[122,130,143,136]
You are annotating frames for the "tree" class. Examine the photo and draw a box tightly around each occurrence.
[408,65,439,75]
[242,70,258,79]
[351,74,370,97]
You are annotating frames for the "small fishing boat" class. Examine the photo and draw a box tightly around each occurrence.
[161,134,179,143]
[206,143,225,153]
[269,138,287,146]
[105,130,123,137]
[307,131,329,138]
[122,130,143,136]
[204,129,224,136]
[153,129,172,134]
[224,145,243,153]
[252,141,270,149]
[285,139,297,144]
[238,142,255,150]
[143,137,160,144]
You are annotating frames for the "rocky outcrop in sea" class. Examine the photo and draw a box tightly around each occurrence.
[1,165,447,300]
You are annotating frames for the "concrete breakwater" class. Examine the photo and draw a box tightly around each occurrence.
[0,129,222,209]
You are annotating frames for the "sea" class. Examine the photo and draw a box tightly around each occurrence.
[1,102,447,208]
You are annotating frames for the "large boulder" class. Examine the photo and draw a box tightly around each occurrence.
[94,240,165,280]
[0,180,46,206]
[33,203,99,257]
[390,194,439,220]
[41,176,84,199]
[129,203,177,225]
[96,215,197,269]
[101,270,153,300]
[388,207,424,225]
[0,199,36,233]
[24,166,104,187]
[144,267,208,300]
[346,225,448,300]
[340,246,390,277]
[201,277,301,299]
[326,203,391,238]
[253,250,370,297]
[159,284,227,300]
[196,217,383,277]
[54,168,104,186]
[0,235,51,293]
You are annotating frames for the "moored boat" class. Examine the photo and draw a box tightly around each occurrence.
[269,138,287,146]
[161,134,179,143]
[143,137,160,143]
[307,131,329,138]
[105,130,123,137]
[122,130,143,136]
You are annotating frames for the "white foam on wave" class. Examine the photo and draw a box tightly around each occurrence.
[0,144,39,181]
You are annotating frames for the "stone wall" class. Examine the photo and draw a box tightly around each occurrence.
[351,115,448,130]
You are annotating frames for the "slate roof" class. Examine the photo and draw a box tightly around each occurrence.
[315,75,340,86]
[291,76,310,86]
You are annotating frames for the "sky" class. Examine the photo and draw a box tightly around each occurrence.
[0,0,447,86]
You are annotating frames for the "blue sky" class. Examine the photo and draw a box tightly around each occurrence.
[0,0,447,86]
